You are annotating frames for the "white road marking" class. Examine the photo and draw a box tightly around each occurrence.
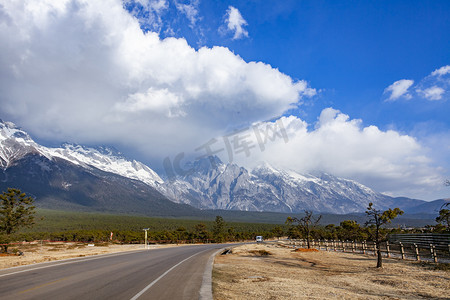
[0,250,145,278]
[130,249,209,300]
[199,248,225,300]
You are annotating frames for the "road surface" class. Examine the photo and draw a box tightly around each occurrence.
[0,243,233,300]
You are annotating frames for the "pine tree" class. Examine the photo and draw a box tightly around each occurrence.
[213,216,226,243]
[0,188,36,253]
[365,203,403,268]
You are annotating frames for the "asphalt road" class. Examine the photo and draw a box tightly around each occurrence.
[0,243,233,300]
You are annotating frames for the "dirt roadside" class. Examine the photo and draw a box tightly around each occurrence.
[213,243,450,300]
[0,242,180,269]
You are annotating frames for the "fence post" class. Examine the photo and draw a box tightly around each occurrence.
[325,240,328,251]
[373,242,377,256]
[433,245,438,263]
[430,244,434,261]
[343,240,346,252]
[414,243,420,261]
[362,241,366,254]
[351,241,355,253]
[386,241,390,258]
[400,242,405,260]
[333,240,337,251]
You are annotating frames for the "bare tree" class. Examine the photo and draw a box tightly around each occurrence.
[365,203,403,268]
[286,211,322,249]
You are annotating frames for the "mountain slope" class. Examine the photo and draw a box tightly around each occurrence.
[0,120,196,215]
[160,157,425,214]
[1,120,428,215]
[402,198,449,214]
[0,120,163,188]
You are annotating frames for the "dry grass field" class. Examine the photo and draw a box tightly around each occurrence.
[213,243,450,300]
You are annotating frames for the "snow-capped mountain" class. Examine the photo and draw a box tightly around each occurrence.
[160,157,423,214]
[0,119,426,214]
[0,120,194,215]
[0,120,163,188]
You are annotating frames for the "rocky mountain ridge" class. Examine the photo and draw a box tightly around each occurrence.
[160,157,425,213]
[0,120,428,214]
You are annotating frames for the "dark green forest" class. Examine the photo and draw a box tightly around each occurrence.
[4,209,446,245]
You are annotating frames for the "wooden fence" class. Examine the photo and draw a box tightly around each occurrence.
[282,238,450,263]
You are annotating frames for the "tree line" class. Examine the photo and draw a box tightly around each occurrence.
[1,188,449,258]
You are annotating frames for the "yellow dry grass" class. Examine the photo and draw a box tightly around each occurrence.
[213,243,450,300]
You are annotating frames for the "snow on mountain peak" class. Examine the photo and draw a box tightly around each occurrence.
[0,120,164,186]
[0,120,32,143]
[252,161,281,174]
[48,143,164,186]
[0,120,46,168]
[1,119,417,214]
[157,155,393,213]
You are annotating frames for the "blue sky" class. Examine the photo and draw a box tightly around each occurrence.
[0,0,449,200]
[127,0,450,132]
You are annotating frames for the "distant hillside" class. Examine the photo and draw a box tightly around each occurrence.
[403,198,449,214]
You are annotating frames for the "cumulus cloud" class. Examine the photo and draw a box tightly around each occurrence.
[0,0,313,163]
[384,79,414,101]
[222,6,248,40]
[224,108,444,199]
[0,0,444,200]
[113,87,185,117]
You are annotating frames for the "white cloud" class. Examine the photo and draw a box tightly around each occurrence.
[125,0,169,33]
[175,0,199,28]
[431,65,450,77]
[227,108,444,200]
[0,0,444,200]
[114,87,184,117]
[148,0,168,12]
[384,79,414,101]
[418,86,445,101]
[385,65,450,102]
[223,6,248,40]
[0,0,313,163]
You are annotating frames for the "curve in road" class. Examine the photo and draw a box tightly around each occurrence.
[0,243,234,300]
